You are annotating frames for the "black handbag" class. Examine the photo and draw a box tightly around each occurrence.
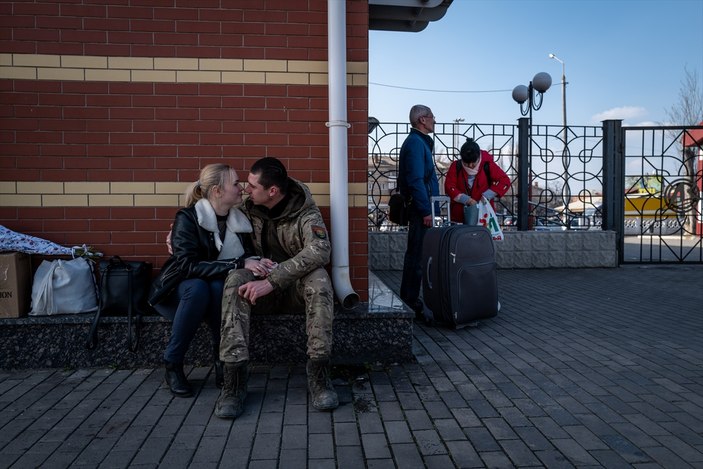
[86,256,153,352]
[388,191,409,226]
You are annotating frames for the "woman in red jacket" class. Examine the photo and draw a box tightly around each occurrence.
[444,138,511,223]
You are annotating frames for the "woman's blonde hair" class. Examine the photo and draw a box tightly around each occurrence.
[185,163,233,207]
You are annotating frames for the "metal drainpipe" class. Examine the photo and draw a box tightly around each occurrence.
[326,0,360,309]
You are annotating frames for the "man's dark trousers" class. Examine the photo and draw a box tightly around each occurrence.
[400,211,429,312]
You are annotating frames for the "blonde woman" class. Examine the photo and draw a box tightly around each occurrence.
[149,164,274,397]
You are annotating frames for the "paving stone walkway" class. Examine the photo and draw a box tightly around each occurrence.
[1,265,702,468]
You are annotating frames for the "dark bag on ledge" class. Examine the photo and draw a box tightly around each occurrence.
[86,256,153,352]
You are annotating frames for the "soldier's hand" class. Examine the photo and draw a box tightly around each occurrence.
[238,279,274,305]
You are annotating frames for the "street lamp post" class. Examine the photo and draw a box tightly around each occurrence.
[549,53,570,209]
[512,72,552,231]
[548,53,567,131]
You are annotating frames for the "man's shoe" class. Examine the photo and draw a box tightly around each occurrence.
[411,300,425,321]
[401,296,424,319]
[164,362,193,398]
[307,359,339,411]
[215,362,248,419]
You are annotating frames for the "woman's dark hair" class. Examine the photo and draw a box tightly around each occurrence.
[459,138,481,164]
[250,157,289,194]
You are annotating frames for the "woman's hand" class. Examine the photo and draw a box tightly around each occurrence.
[465,198,478,206]
[244,257,278,278]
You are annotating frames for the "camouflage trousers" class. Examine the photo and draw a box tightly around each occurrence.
[219,267,334,364]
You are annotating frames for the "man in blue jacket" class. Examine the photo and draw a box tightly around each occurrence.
[398,104,439,319]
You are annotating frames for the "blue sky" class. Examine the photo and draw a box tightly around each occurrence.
[368,0,703,127]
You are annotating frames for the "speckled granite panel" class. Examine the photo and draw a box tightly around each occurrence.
[389,253,404,270]
[547,250,567,267]
[583,231,614,251]
[591,250,618,267]
[512,233,534,252]
[495,250,514,269]
[388,233,407,253]
[530,251,550,268]
[0,307,414,369]
[368,232,389,253]
[530,233,553,251]
[511,251,533,268]
[369,252,387,270]
[565,232,585,251]
[494,235,514,252]
[374,230,617,270]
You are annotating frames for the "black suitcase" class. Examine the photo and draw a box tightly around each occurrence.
[421,221,498,329]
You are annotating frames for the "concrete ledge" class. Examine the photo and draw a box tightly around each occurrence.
[370,229,618,270]
[0,306,414,369]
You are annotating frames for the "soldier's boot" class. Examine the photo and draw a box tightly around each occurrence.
[214,362,248,419]
[213,344,224,388]
[307,359,339,411]
[214,360,224,388]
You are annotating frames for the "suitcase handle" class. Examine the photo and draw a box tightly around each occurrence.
[425,256,432,290]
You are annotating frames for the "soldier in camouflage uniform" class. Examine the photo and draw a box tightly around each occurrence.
[215,157,338,419]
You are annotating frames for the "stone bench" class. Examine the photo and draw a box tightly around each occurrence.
[0,273,414,370]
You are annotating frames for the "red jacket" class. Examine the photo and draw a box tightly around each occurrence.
[444,150,511,223]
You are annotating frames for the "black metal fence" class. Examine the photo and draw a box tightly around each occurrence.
[367,119,703,263]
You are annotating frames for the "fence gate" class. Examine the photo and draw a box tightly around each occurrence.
[620,125,703,263]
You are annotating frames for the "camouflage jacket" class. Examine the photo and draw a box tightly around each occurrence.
[244,178,331,291]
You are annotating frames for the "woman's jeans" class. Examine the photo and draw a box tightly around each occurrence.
[154,278,224,364]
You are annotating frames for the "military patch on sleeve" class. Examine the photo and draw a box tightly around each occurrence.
[311,225,327,239]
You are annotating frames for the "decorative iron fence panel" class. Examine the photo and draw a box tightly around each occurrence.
[621,125,703,263]
[367,121,604,233]
[368,120,703,264]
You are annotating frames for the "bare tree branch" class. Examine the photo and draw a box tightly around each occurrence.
[665,66,703,125]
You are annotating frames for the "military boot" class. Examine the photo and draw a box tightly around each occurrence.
[307,359,339,411]
[214,360,224,388]
[214,362,248,419]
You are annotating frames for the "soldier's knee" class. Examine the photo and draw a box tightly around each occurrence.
[303,268,333,295]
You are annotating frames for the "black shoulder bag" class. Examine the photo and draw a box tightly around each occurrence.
[86,256,153,352]
[388,189,409,226]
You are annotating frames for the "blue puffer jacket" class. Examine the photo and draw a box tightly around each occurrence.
[398,128,439,217]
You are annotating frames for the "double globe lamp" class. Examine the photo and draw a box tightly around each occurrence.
[511,72,552,118]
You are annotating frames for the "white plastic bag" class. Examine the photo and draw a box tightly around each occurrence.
[30,258,98,315]
[476,197,504,241]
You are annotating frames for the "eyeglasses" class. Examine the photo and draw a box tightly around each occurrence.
[421,114,435,121]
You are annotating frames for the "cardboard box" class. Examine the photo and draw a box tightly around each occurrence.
[0,252,32,318]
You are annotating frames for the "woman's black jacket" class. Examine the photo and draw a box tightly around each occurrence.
[148,206,255,306]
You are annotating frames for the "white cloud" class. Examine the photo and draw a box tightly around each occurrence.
[627,120,659,127]
[591,106,647,123]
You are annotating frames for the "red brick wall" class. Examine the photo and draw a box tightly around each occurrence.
[0,0,370,298]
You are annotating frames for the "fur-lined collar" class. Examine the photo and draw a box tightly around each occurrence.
[195,199,252,260]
